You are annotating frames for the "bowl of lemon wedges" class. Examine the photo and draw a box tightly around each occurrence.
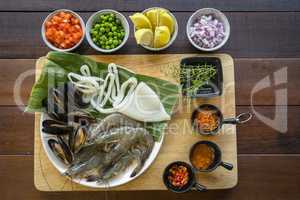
[130,7,178,51]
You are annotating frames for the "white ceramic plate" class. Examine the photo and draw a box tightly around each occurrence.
[40,113,164,188]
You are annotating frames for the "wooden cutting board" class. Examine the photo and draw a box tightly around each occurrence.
[34,54,237,191]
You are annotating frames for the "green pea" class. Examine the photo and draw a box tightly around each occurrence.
[111,26,117,31]
[99,27,105,33]
[105,45,110,49]
[113,40,118,45]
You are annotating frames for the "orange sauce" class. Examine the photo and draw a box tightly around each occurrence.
[191,144,215,170]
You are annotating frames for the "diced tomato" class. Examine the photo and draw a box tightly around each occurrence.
[45,11,83,49]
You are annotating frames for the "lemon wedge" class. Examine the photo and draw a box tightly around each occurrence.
[145,8,167,29]
[159,12,174,34]
[134,28,153,46]
[129,13,152,29]
[154,26,170,48]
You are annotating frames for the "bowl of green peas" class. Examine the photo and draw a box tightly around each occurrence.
[86,9,129,53]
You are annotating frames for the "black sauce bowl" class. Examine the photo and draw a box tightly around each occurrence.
[189,141,233,172]
[191,104,252,136]
[162,161,206,193]
[180,57,223,98]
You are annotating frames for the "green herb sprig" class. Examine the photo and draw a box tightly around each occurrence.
[180,63,216,94]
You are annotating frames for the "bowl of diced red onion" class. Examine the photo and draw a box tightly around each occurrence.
[186,8,230,51]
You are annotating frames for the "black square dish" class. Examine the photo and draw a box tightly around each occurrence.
[180,57,223,98]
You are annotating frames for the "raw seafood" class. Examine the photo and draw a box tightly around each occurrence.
[43,83,95,123]
[64,127,154,181]
[48,136,73,165]
[69,126,88,153]
[68,64,170,122]
[42,119,74,135]
[88,113,143,141]
[117,82,170,122]
[47,124,89,164]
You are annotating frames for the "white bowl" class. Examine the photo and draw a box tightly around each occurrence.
[86,9,130,53]
[186,8,230,51]
[41,9,85,52]
[40,113,165,188]
[134,7,178,51]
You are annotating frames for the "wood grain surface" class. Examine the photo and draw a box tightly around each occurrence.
[1,12,300,58]
[2,155,300,199]
[1,0,300,11]
[1,105,299,155]
[0,58,298,106]
[1,0,299,199]
[34,54,238,191]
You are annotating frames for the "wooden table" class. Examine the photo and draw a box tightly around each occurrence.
[1,1,300,199]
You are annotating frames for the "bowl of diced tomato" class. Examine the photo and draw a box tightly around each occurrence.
[42,9,85,51]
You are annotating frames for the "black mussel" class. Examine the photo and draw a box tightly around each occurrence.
[69,126,88,154]
[85,175,100,182]
[48,136,73,165]
[43,83,90,123]
[68,111,96,125]
[64,82,89,109]
[43,83,89,114]
[42,120,74,135]
[44,86,68,122]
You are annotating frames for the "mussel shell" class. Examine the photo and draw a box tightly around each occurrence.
[69,126,87,154]
[43,83,89,122]
[85,175,100,182]
[48,136,73,165]
[48,85,69,120]
[68,111,96,125]
[42,120,74,135]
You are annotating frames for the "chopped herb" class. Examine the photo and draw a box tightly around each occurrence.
[180,64,216,94]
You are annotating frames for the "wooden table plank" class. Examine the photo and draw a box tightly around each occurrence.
[0,106,299,155]
[1,12,300,58]
[1,0,300,12]
[33,53,237,191]
[235,58,299,105]
[0,106,34,155]
[0,58,298,106]
[1,155,299,199]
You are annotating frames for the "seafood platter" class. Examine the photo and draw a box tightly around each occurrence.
[30,52,179,188]
[30,7,252,192]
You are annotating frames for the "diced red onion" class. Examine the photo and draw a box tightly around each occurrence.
[189,15,225,49]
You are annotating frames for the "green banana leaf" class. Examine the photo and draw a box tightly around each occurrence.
[26,51,179,141]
